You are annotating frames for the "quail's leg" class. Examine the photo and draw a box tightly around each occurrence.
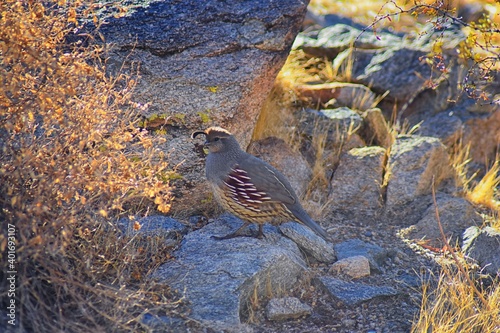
[212,221,251,240]
[257,224,264,239]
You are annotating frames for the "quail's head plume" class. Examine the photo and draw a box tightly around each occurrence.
[192,126,330,241]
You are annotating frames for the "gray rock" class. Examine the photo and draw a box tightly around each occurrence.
[279,222,336,264]
[117,215,188,238]
[401,59,469,124]
[416,111,464,142]
[301,107,364,148]
[96,0,308,215]
[153,215,307,331]
[333,239,389,273]
[141,314,188,333]
[353,48,432,102]
[386,135,454,210]
[314,277,399,307]
[463,226,500,276]
[294,24,401,59]
[329,146,386,216]
[329,255,371,279]
[265,297,312,321]
[303,12,371,31]
[248,137,312,198]
[401,194,481,248]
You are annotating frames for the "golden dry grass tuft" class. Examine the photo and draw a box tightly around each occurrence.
[467,161,500,211]
[0,1,181,331]
[412,265,500,333]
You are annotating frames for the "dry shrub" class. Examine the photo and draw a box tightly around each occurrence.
[0,1,180,331]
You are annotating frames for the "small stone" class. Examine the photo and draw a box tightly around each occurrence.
[314,277,399,307]
[265,297,312,321]
[329,255,371,279]
[341,318,356,328]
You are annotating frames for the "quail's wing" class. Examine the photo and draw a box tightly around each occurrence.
[225,154,297,205]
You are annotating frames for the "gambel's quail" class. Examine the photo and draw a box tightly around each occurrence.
[192,127,330,241]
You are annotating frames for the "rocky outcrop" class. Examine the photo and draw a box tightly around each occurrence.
[106,4,498,331]
[153,215,308,331]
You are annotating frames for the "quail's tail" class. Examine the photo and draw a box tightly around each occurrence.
[290,206,330,242]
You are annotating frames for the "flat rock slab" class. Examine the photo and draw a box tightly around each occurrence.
[296,82,376,111]
[294,24,401,59]
[334,239,389,273]
[314,277,399,307]
[153,215,307,331]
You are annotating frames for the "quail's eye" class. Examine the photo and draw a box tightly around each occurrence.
[213,137,220,142]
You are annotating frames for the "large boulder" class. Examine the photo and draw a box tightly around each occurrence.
[385,136,455,223]
[98,0,309,215]
[329,146,386,217]
[153,215,308,331]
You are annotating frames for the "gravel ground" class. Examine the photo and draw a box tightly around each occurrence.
[245,211,440,333]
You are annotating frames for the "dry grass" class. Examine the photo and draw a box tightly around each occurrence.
[412,264,500,333]
[0,1,181,331]
[467,161,500,210]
